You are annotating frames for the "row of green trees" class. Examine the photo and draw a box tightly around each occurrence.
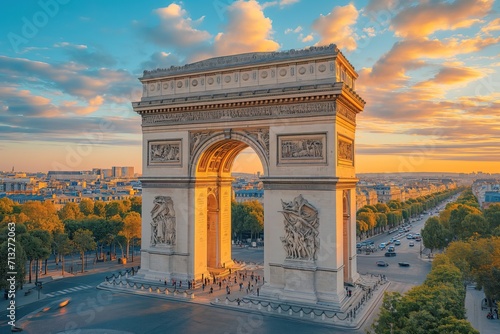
[371,189,500,333]
[371,254,479,333]
[0,197,142,289]
[356,188,462,239]
[231,200,264,242]
[421,189,500,253]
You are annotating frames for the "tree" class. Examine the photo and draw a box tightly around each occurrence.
[370,257,478,334]
[231,201,264,241]
[421,217,449,253]
[72,229,97,273]
[449,204,481,240]
[130,196,142,214]
[21,201,63,233]
[58,202,83,221]
[375,213,388,233]
[356,219,369,239]
[119,212,141,259]
[244,200,264,240]
[105,201,126,219]
[484,204,500,230]
[461,213,489,239]
[0,238,27,290]
[79,198,95,216]
[375,203,390,214]
[0,197,15,222]
[20,230,51,283]
[30,229,52,275]
[53,233,73,276]
[357,212,376,236]
[445,241,475,286]
[93,201,106,217]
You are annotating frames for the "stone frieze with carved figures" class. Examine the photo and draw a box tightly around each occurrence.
[150,196,176,247]
[280,195,320,261]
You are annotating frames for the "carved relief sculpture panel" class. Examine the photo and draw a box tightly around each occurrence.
[150,196,176,247]
[337,135,354,166]
[278,133,326,165]
[148,140,181,166]
[280,195,320,261]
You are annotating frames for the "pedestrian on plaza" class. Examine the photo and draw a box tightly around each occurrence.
[257,288,259,296]
[219,281,222,290]
[210,287,213,294]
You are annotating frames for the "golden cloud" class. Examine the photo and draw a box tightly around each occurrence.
[213,0,280,57]
[391,0,494,38]
[312,4,359,51]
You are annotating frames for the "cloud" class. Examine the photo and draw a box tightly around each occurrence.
[212,0,280,57]
[0,56,137,105]
[391,0,494,38]
[0,87,59,117]
[481,17,500,34]
[363,27,376,37]
[312,4,359,51]
[418,66,485,87]
[285,26,302,34]
[279,0,300,6]
[301,34,314,43]
[360,35,500,87]
[54,42,117,68]
[139,51,182,71]
[141,3,211,48]
[0,111,141,146]
[365,0,402,13]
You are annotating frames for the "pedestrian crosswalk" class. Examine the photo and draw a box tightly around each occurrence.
[45,285,93,298]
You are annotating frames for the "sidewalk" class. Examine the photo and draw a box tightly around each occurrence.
[465,285,500,334]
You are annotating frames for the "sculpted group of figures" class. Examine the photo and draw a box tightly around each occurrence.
[280,195,320,261]
[150,196,176,246]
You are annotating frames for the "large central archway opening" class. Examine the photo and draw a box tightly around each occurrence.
[191,133,266,277]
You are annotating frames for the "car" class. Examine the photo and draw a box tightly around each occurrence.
[356,243,362,249]
[394,240,401,245]
[387,246,395,252]
[407,234,414,239]
[409,241,415,247]
[415,236,422,242]
[379,242,386,249]
[385,251,397,257]
[398,262,410,267]
[376,261,389,267]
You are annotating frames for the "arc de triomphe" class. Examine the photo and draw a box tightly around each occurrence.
[132,44,365,306]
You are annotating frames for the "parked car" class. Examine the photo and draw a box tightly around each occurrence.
[385,251,397,257]
[376,261,389,267]
[398,262,410,267]
[415,236,422,242]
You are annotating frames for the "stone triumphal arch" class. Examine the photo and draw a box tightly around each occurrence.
[132,44,365,306]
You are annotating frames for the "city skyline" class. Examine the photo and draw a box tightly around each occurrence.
[1,0,499,174]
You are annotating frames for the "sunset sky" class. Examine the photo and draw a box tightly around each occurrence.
[1,0,499,175]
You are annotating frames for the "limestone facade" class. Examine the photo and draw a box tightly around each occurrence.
[132,44,365,307]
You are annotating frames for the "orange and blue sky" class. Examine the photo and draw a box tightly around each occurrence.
[0,0,499,175]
